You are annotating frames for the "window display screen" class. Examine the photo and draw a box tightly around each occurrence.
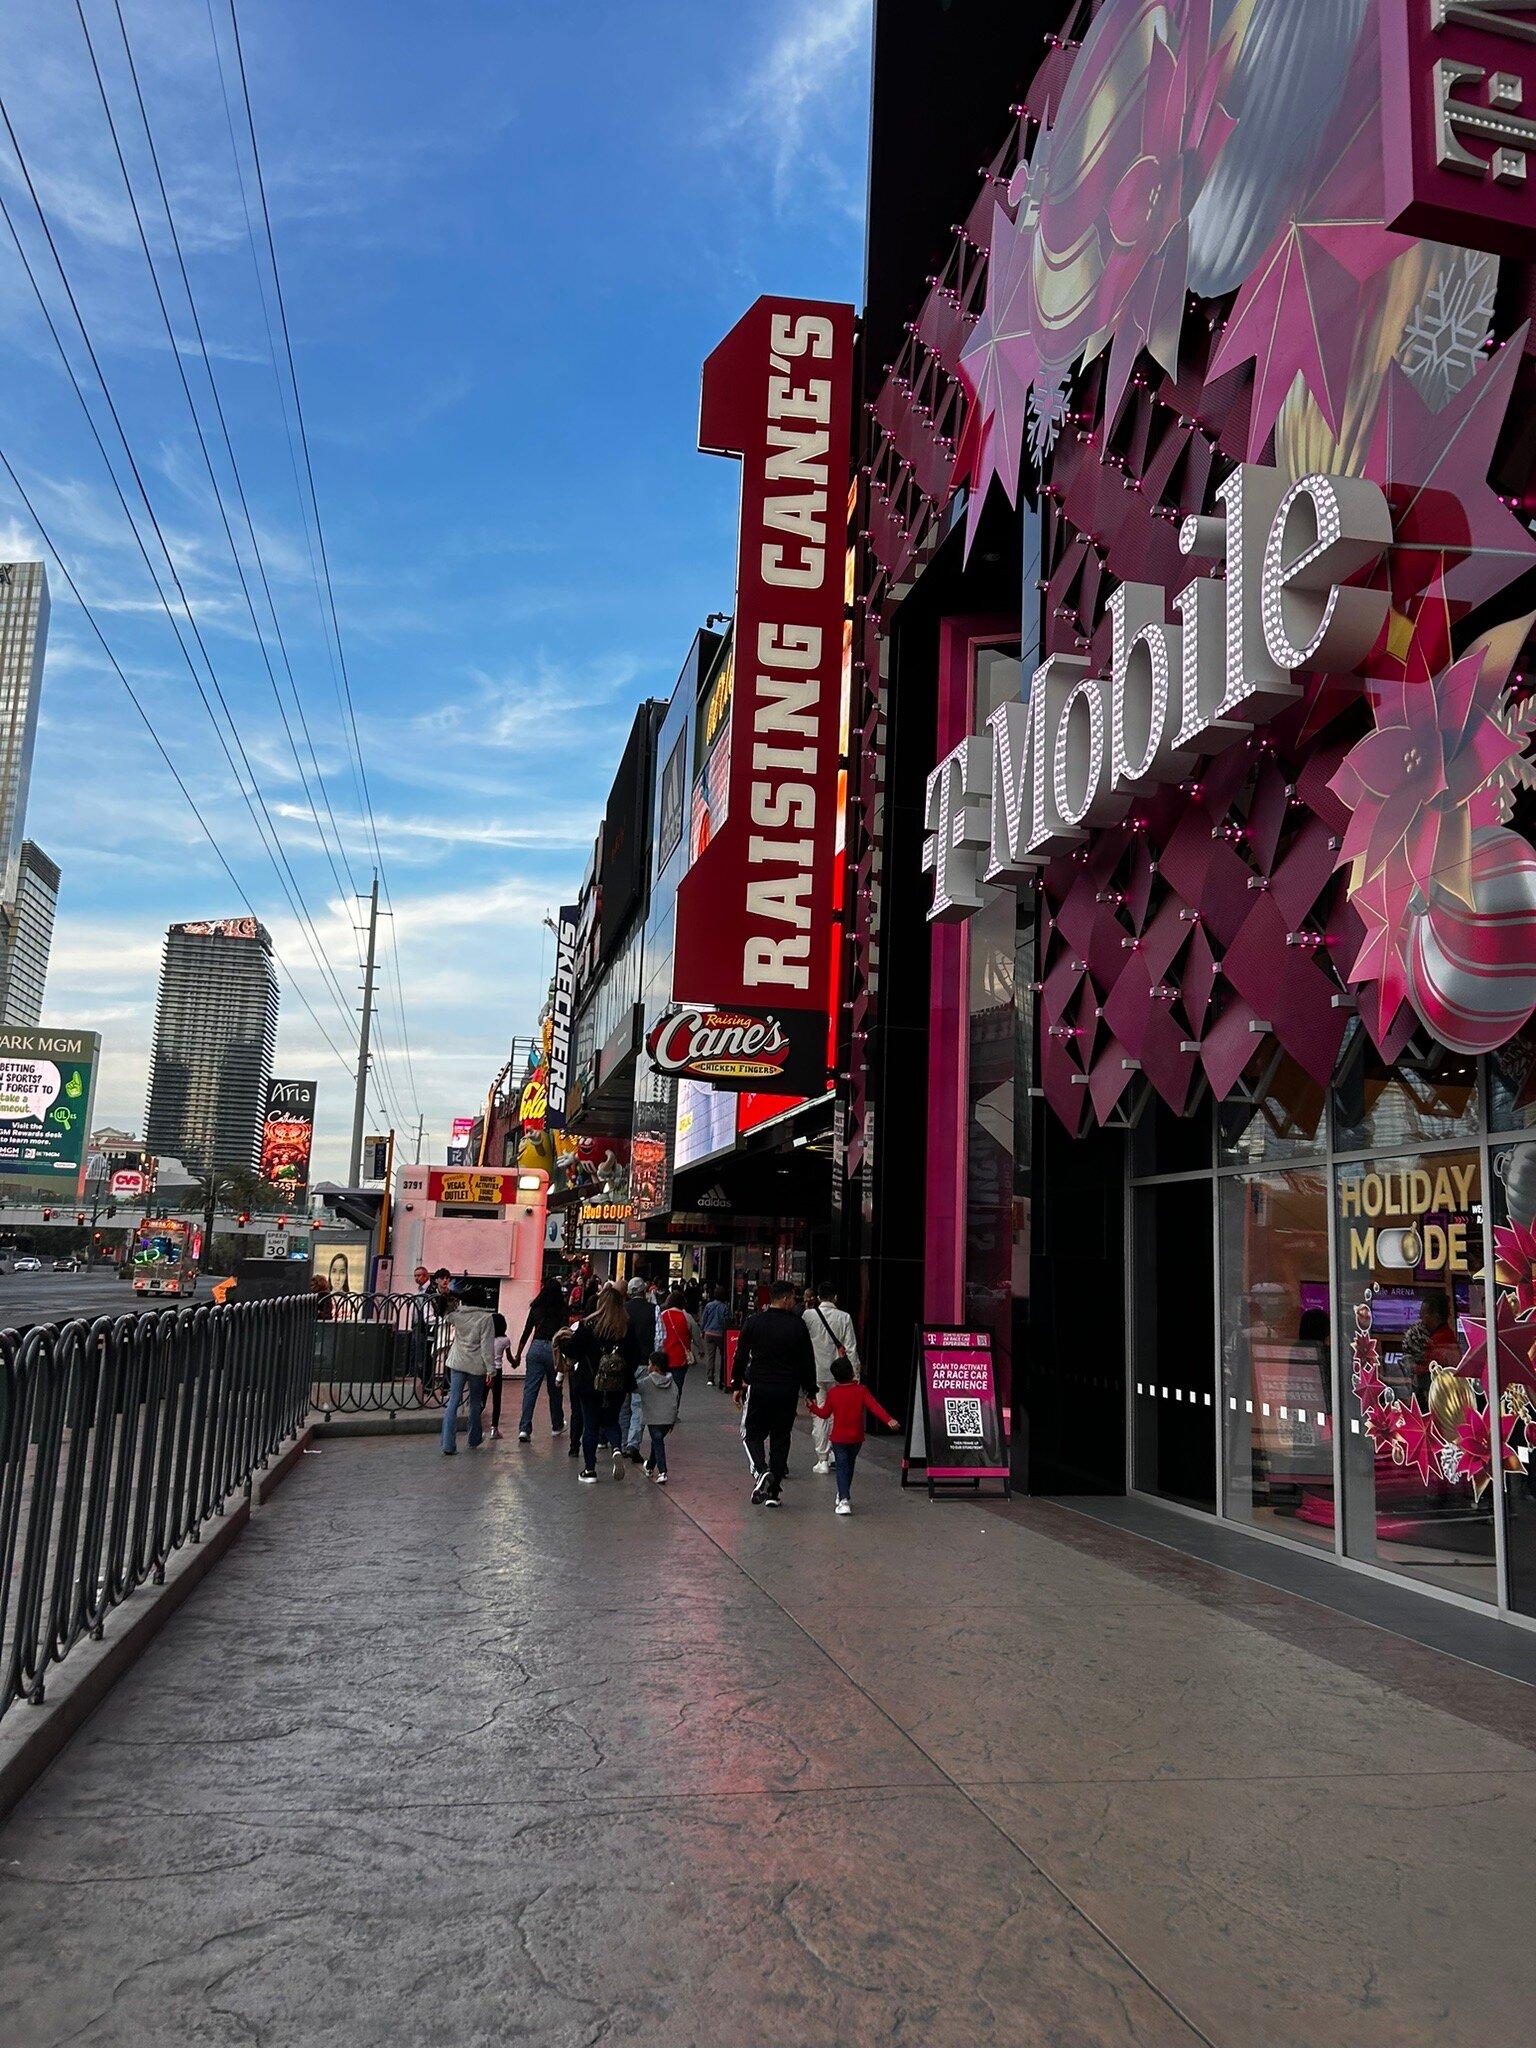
[1335,1152,1495,1605]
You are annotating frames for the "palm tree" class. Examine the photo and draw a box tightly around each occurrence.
[191,1170,235,1256]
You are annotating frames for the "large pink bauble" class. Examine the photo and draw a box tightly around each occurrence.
[1406,827,1536,1053]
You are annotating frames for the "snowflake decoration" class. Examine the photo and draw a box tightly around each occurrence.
[1027,372,1071,467]
[1397,248,1499,414]
[1491,696,1536,825]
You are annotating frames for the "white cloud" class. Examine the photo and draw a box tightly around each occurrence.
[713,0,872,218]
[415,652,646,753]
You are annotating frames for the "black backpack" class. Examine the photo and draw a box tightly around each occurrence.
[593,1344,628,1398]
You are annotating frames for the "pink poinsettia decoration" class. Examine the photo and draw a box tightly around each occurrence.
[1330,597,1528,1010]
[1395,1401,1440,1488]
[1494,1214,1536,1314]
[1453,1404,1518,1500]
[1352,1357,1387,1411]
[1088,0,1235,428]
[959,0,1236,519]
[1458,1292,1536,1404]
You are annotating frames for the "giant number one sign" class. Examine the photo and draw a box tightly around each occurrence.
[670,295,855,1096]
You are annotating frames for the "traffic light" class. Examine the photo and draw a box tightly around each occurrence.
[75,1212,85,1226]
[310,1218,322,1232]
[237,1211,250,1227]
[41,1208,52,1222]
[276,1215,288,1230]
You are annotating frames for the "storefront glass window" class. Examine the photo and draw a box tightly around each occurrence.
[1217,1054,1325,1168]
[1486,1143,1536,1618]
[1334,1151,1495,1604]
[1132,1093,1212,1177]
[1219,1170,1333,1548]
[1332,1038,1479,1153]
[1488,1023,1536,1133]
[1132,1177,1215,1511]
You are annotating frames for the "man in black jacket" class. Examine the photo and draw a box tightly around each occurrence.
[732,1280,816,1506]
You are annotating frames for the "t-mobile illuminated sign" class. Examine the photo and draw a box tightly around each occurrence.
[923,464,1393,922]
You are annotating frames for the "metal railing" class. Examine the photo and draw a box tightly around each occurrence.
[311,1291,446,1415]
[0,1294,314,1723]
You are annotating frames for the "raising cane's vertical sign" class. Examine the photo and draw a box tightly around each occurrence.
[667,295,855,1097]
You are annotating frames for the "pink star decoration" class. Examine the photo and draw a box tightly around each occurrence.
[1330,596,1531,1021]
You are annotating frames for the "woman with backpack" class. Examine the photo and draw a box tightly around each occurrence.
[555,1283,639,1483]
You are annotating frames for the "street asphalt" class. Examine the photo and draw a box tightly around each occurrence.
[0,1268,226,1327]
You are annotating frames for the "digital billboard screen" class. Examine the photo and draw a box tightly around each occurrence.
[259,1078,317,1193]
[0,1028,100,1192]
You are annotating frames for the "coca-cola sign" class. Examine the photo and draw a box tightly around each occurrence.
[647,1003,824,1095]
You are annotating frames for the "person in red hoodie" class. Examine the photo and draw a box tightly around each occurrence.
[806,1356,898,1516]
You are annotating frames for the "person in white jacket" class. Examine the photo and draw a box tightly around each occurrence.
[439,1288,496,1455]
[803,1288,861,1474]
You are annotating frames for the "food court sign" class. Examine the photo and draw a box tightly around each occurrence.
[0,1029,100,1190]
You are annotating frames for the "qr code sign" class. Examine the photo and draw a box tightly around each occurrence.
[944,1396,984,1443]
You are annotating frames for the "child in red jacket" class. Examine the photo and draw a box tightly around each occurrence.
[806,1357,898,1515]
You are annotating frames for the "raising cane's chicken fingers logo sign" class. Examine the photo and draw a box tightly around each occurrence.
[647,1004,793,1086]
[670,295,854,1098]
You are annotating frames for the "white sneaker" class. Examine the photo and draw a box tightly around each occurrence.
[611,1450,625,1480]
[812,1459,831,1475]
[834,1499,851,1516]
[655,1471,669,1485]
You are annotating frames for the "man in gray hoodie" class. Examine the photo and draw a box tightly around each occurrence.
[439,1287,496,1455]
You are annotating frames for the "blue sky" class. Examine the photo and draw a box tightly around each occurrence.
[0,0,870,1176]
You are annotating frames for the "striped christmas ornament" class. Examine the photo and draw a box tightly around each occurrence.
[1406,827,1536,1054]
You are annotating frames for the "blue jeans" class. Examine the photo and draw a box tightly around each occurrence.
[582,1396,623,1470]
[647,1423,672,1474]
[441,1370,485,1452]
[832,1441,859,1501]
[621,1390,647,1453]
[518,1339,564,1434]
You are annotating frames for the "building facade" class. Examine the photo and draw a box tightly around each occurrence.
[144,918,279,1175]
[838,0,1536,1630]
[0,564,58,1023]
[0,840,59,1027]
[0,561,48,873]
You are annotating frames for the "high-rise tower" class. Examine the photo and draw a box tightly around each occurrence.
[144,918,279,1175]
[0,562,59,1025]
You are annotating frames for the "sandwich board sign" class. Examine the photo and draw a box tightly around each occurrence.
[903,1325,1010,1498]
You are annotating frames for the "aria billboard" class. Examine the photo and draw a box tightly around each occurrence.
[904,0,1536,1132]
[259,1078,317,1194]
[0,1028,100,1193]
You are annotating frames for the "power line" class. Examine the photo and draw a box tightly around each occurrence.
[199,0,415,1135]
[75,0,362,944]
[0,443,396,1126]
[106,0,364,926]
[0,95,363,1053]
[225,0,423,1126]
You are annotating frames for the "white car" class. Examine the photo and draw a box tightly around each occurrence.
[14,1255,42,1272]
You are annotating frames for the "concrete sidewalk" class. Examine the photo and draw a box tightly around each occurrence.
[0,1388,1529,2045]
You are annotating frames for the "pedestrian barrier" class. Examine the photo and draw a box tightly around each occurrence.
[0,1294,314,1724]
[311,1291,445,1415]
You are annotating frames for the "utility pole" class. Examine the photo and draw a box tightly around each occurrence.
[349,874,379,1187]
[413,1114,424,1163]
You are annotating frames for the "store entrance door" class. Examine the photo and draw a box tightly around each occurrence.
[1132,1178,1217,1512]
